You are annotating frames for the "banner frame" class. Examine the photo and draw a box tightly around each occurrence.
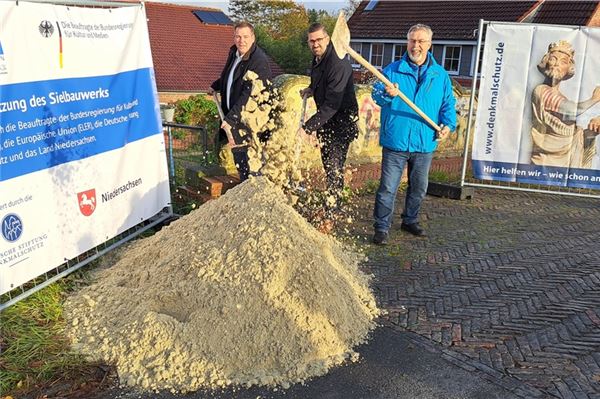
[460,20,600,199]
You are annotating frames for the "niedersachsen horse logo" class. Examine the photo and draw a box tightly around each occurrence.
[77,189,97,216]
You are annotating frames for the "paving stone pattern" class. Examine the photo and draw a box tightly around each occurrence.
[344,187,600,399]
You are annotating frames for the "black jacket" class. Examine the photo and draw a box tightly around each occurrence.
[211,42,272,146]
[304,42,358,142]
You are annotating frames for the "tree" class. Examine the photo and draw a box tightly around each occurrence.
[306,9,336,34]
[342,0,361,18]
[255,25,312,75]
[229,0,307,36]
[228,0,262,25]
[228,1,340,75]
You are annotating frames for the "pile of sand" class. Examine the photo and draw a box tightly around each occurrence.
[64,177,380,393]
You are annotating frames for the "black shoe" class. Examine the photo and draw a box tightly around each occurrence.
[400,223,426,237]
[372,231,388,245]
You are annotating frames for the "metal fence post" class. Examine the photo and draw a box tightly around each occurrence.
[167,124,175,179]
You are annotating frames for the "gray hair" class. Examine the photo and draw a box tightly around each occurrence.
[407,24,433,40]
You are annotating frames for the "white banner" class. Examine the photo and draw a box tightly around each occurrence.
[472,22,600,189]
[0,2,170,294]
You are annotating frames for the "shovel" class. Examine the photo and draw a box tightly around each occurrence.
[331,11,441,133]
[212,92,246,148]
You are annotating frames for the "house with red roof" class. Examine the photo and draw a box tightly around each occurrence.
[347,0,600,86]
[145,2,283,103]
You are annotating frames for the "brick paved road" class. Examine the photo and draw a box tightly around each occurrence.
[342,187,600,399]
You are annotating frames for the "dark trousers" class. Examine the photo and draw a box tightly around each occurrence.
[319,135,351,216]
[232,150,250,181]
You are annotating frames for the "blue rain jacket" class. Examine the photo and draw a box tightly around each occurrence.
[372,53,456,153]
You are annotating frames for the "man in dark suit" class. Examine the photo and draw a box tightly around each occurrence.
[298,23,359,233]
[210,21,272,181]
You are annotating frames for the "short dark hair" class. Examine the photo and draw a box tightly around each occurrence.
[308,23,327,35]
[234,21,255,34]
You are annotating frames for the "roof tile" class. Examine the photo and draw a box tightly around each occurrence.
[347,1,598,40]
[146,2,283,93]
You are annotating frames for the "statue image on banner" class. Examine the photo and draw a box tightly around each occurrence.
[530,40,600,168]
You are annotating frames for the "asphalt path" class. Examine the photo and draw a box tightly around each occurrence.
[101,326,515,399]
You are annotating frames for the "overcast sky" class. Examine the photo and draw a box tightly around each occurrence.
[164,0,347,15]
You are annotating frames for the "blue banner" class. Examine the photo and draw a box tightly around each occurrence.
[473,160,600,189]
[0,68,161,182]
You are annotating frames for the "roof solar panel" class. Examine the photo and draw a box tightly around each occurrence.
[192,10,233,26]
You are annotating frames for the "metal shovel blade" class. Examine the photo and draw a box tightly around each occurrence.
[331,11,349,60]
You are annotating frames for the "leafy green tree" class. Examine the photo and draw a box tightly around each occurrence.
[230,0,308,39]
[228,0,344,75]
[228,0,262,24]
[255,25,312,75]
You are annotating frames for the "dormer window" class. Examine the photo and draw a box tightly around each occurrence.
[365,0,379,11]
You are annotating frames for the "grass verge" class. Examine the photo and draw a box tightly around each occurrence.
[0,272,105,397]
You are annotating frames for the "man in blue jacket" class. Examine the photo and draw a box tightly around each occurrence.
[372,24,456,245]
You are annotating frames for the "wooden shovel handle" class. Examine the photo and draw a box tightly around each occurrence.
[344,46,441,131]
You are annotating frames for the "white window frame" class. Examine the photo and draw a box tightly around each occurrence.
[469,43,484,77]
[349,42,363,68]
[442,45,462,75]
[392,43,407,62]
[370,43,384,68]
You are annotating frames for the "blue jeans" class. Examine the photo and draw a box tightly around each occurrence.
[373,148,433,233]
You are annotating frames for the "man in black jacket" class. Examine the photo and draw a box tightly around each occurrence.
[210,22,272,181]
[298,23,359,232]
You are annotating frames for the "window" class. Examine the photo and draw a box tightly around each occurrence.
[370,43,384,68]
[475,44,484,75]
[443,45,461,74]
[349,42,363,67]
[365,0,379,11]
[393,44,407,62]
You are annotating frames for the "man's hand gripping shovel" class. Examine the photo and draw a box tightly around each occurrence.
[212,92,247,149]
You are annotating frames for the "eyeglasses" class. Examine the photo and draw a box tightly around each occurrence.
[408,39,430,45]
[308,36,328,45]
